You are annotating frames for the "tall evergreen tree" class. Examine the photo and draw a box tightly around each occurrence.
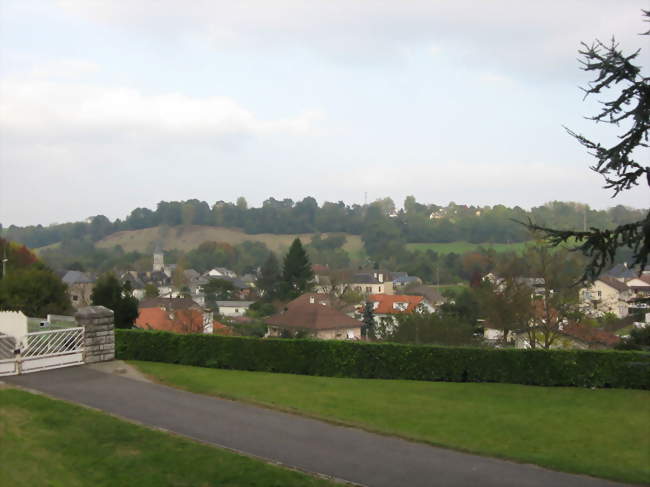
[91,273,139,329]
[258,253,281,300]
[361,301,375,340]
[281,239,314,299]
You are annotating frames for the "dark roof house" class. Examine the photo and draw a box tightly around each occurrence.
[266,293,361,332]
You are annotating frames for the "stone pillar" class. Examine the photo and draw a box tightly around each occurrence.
[75,306,115,364]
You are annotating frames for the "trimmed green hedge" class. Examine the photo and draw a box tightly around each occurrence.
[115,329,650,389]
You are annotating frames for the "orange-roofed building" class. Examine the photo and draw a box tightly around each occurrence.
[357,294,435,335]
[135,297,213,334]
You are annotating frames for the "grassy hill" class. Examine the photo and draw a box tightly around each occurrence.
[406,241,531,255]
[95,225,364,255]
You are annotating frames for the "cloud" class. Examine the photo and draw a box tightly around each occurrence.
[0,76,322,141]
[54,0,650,76]
[478,73,511,83]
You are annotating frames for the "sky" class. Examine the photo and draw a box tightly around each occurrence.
[1,0,648,227]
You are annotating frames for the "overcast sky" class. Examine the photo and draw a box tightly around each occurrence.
[1,1,648,227]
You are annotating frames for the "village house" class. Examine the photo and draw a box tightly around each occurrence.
[216,300,255,317]
[349,271,394,295]
[62,270,95,309]
[265,293,362,340]
[205,267,237,279]
[358,294,435,335]
[580,276,633,318]
[135,297,213,334]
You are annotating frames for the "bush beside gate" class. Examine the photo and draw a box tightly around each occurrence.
[115,329,650,390]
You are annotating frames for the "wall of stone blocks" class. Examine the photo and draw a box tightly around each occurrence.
[75,306,115,364]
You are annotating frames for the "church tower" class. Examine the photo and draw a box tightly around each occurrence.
[153,242,164,272]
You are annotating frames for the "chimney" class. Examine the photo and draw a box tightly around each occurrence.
[309,296,315,304]
[378,273,384,283]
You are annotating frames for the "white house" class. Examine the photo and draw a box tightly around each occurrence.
[216,301,255,317]
[206,267,237,279]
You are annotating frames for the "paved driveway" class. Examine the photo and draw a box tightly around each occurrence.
[4,366,632,487]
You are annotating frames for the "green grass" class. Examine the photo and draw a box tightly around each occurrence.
[406,241,532,254]
[131,361,650,485]
[27,317,76,332]
[0,388,338,487]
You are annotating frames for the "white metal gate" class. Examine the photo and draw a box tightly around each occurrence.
[0,334,17,376]
[0,327,84,376]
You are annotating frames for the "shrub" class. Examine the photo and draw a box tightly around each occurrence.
[116,330,650,389]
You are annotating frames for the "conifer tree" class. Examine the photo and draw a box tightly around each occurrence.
[528,11,649,279]
[281,239,314,299]
[257,252,281,300]
[361,301,375,340]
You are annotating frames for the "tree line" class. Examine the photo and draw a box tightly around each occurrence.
[3,197,645,251]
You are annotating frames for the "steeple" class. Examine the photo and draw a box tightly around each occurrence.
[153,242,164,272]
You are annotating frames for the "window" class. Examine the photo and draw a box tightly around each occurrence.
[366,286,372,293]
[72,295,78,301]
[378,286,382,293]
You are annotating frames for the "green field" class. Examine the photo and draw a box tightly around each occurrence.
[406,241,532,254]
[131,361,650,485]
[0,388,336,487]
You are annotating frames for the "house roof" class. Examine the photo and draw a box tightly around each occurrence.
[139,297,201,310]
[404,285,445,304]
[266,293,361,330]
[598,276,629,293]
[366,294,424,314]
[350,271,392,284]
[184,269,201,280]
[562,323,620,347]
[603,263,637,280]
[120,271,145,289]
[62,270,94,285]
[135,307,205,334]
[393,275,421,285]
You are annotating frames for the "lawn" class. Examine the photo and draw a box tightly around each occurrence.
[131,361,650,485]
[0,388,338,487]
[406,241,533,254]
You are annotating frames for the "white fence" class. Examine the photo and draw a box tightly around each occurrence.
[0,327,84,376]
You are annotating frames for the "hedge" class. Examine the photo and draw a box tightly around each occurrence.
[115,329,650,390]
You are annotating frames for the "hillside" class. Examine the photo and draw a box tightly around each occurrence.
[95,225,364,255]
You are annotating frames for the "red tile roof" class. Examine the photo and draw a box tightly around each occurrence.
[135,307,205,334]
[366,294,424,315]
[266,293,361,331]
[562,323,620,347]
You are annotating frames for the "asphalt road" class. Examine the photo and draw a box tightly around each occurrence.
[4,366,632,487]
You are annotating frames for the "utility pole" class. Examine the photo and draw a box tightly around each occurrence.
[1,244,7,279]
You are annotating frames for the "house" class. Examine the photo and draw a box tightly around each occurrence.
[265,293,362,340]
[484,273,546,296]
[216,300,255,317]
[404,285,446,307]
[580,276,634,318]
[359,294,435,335]
[62,270,95,309]
[136,297,213,334]
[119,271,146,300]
[559,323,620,350]
[391,272,423,289]
[349,271,394,295]
[205,267,237,279]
